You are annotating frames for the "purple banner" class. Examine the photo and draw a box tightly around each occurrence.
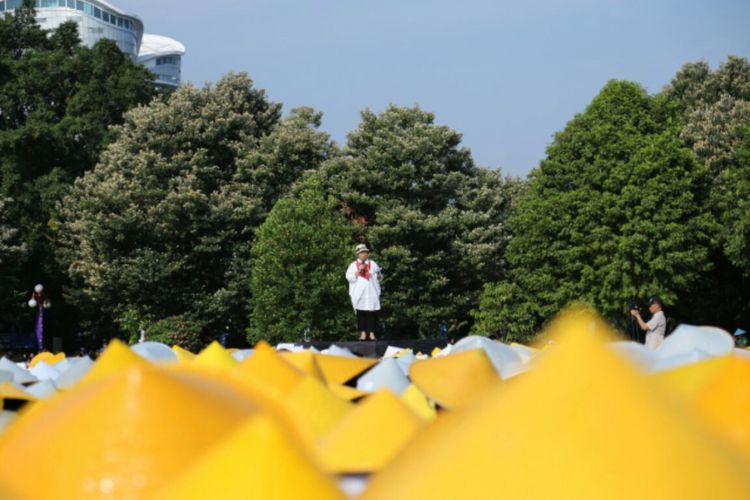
[35,307,43,352]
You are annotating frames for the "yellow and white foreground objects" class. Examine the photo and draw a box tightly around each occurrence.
[691,355,750,459]
[285,376,353,439]
[234,341,305,398]
[81,338,151,384]
[28,351,65,369]
[281,351,325,381]
[409,349,500,409]
[172,344,197,363]
[653,353,750,459]
[160,414,345,500]
[0,381,37,433]
[400,384,437,421]
[131,341,179,363]
[318,389,424,474]
[192,341,237,372]
[314,353,377,386]
[0,364,260,499]
[362,310,750,500]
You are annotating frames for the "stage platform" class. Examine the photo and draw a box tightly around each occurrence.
[298,339,449,358]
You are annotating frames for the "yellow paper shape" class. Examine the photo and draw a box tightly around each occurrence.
[409,349,500,409]
[362,311,750,499]
[192,341,237,371]
[81,339,150,385]
[0,365,259,499]
[234,342,305,397]
[315,354,377,386]
[692,355,750,459]
[285,376,353,439]
[328,384,368,401]
[281,351,325,381]
[0,381,36,403]
[318,389,423,474]
[401,384,437,421]
[172,345,196,363]
[161,414,345,500]
[28,351,66,369]
[430,347,442,357]
[652,355,731,400]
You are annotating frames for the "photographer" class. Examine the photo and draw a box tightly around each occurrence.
[345,244,383,340]
[630,296,666,350]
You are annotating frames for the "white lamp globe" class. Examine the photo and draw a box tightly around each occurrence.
[28,299,38,308]
[34,284,43,293]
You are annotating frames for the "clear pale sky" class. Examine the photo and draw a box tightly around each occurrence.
[121,0,749,178]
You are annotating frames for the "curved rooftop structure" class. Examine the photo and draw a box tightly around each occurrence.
[137,34,186,89]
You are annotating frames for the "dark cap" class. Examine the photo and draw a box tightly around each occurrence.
[647,296,663,307]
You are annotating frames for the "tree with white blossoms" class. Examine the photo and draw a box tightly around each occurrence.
[318,105,521,338]
[664,56,750,324]
[56,73,335,341]
[0,197,26,323]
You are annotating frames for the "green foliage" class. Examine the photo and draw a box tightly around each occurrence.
[319,105,520,338]
[57,75,333,340]
[664,56,750,323]
[117,306,147,345]
[471,282,538,342]
[715,126,750,273]
[0,3,156,332]
[145,315,203,353]
[248,176,352,344]
[486,80,716,337]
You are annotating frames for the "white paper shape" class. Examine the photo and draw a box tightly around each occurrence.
[451,336,523,379]
[356,357,410,395]
[131,341,178,363]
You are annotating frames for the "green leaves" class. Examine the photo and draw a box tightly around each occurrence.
[478,80,716,338]
[319,105,519,338]
[248,176,352,343]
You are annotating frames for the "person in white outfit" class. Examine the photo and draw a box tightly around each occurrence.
[630,296,667,350]
[345,243,382,340]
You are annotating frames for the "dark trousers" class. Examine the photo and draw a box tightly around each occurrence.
[356,309,378,333]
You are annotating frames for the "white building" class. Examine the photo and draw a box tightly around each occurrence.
[137,34,185,89]
[0,0,184,88]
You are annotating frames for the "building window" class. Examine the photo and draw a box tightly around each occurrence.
[156,56,180,66]
[0,1,5,12]
[75,0,83,11]
[109,14,116,25]
[117,17,123,27]
[93,6,100,18]
[67,0,74,8]
[83,2,92,15]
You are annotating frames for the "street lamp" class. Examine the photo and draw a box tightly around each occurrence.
[28,284,51,352]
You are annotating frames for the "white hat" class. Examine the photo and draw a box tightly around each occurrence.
[354,243,370,255]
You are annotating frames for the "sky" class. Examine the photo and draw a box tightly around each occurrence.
[120,0,749,178]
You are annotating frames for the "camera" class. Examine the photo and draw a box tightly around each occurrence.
[628,302,640,312]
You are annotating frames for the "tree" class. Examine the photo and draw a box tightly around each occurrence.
[318,105,519,338]
[248,176,352,344]
[0,197,26,322]
[0,1,156,335]
[57,74,334,343]
[718,126,750,273]
[56,73,280,341]
[663,57,750,324]
[482,81,716,340]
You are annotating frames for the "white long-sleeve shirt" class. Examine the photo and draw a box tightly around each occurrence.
[345,259,382,311]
